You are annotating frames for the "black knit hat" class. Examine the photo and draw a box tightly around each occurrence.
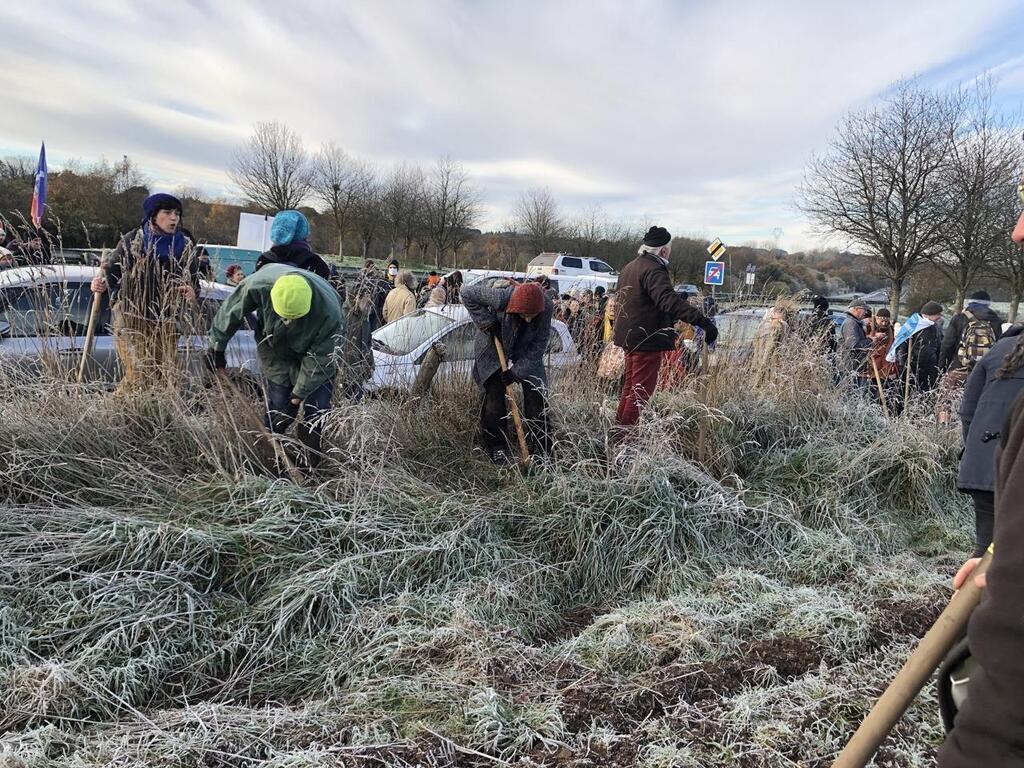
[921,301,943,316]
[969,289,991,302]
[642,226,671,247]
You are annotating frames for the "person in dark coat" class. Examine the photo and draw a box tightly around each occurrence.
[838,299,872,384]
[254,210,332,281]
[940,290,1003,373]
[957,325,1024,555]
[90,193,200,391]
[462,280,553,464]
[938,389,1024,765]
[803,295,836,355]
[612,226,717,428]
[897,301,944,393]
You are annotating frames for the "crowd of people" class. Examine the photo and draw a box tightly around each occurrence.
[17,182,1024,761]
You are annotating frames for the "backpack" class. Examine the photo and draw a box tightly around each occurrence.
[957,310,996,369]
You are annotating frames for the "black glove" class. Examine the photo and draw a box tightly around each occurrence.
[205,348,227,372]
[481,321,500,337]
[500,368,519,386]
[700,319,719,347]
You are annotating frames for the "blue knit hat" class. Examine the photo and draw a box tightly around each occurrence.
[270,210,310,246]
[142,193,183,222]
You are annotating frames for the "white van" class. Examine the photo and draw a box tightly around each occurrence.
[526,252,617,278]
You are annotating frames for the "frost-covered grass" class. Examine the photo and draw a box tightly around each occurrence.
[0,344,969,766]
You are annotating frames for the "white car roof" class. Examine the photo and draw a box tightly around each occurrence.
[422,303,470,321]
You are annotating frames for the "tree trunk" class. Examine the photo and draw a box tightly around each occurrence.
[889,276,902,322]
[954,288,965,314]
[1011,293,1021,324]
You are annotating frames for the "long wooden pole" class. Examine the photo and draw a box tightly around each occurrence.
[832,551,993,767]
[870,356,889,417]
[76,275,104,383]
[493,336,530,466]
[903,337,914,405]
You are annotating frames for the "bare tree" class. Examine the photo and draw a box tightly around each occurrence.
[797,81,957,318]
[351,170,384,259]
[230,121,314,213]
[991,182,1024,322]
[514,187,563,255]
[567,204,606,259]
[933,79,1023,310]
[421,156,482,268]
[312,142,369,257]
[383,163,425,258]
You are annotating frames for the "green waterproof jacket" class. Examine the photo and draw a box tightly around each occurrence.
[209,263,345,399]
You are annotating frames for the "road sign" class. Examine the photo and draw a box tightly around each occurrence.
[707,238,726,259]
[745,271,755,286]
[704,260,725,286]
[745,263,756,273]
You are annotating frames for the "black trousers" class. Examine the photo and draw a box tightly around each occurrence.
[480,372,551,456]
[968,490,995,557]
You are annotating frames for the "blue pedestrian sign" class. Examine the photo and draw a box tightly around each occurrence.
[704,260,725,286]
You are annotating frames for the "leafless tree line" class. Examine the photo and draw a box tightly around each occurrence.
[798,76,1024,318]
[229,122,483,267]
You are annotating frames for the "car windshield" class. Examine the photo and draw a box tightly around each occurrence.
[373,309,455,355]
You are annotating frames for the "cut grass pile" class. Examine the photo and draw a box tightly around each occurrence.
[0,351,969,767]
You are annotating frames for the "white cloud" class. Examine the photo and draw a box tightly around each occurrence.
[2,0,1022,249]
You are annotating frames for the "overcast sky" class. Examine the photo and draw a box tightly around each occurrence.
[2,0,1023,251]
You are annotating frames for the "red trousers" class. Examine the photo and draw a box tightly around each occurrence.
[615,349,667,427]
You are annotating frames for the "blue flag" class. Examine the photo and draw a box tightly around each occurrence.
[30,142,47,229]
[886,313,934,363]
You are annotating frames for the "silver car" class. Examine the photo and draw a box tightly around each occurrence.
[369,304,579,393]
[0,265,258,383]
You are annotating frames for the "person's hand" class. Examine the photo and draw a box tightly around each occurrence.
[90,276,107,293]
[954,557,987,591]
[500,368,518,387]
[481,321,500,337]
[700,319,719,346]
[204,348,227,373]
[290,397,301,406]
[179,285,196,302]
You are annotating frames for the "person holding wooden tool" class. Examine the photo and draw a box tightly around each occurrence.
[461,279,553,466]
[206,264,344,468]
[88,193,200,391]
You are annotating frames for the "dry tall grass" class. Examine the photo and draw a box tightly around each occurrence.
[0,309,967,767]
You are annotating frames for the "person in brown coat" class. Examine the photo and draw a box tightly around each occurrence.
[612,226,717,428]
[938,390,1024,764]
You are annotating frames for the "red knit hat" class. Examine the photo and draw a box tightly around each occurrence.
[506,281,545,315]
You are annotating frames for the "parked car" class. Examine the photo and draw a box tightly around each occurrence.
[0,265,258,383]
[527,252,617,277]
[674,283,700,296]
[367,303,579,393]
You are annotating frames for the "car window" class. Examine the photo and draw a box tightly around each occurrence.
[589,260,613,273]
[547,328,564,353]
[528,255,556,267]
[439,322,477,361]
[560,256,583,269]
[0,282,110,338]
[715,314,761,344]
[373,309,454,356]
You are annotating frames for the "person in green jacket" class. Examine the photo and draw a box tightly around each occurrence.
[207,264,344,463]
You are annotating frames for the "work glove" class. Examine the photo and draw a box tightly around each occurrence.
[481,321,501,338]
[205,348,227,373]
[500,368,519,387]
[700,319,719,347]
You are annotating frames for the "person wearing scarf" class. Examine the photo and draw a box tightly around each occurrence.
[90,193,199,391]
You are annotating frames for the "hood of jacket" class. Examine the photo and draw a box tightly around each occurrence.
[965,302,1000,322]
[263,242,316,269]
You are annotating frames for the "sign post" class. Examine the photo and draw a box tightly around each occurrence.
[705,238,727,297]
[745,263,756,294]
